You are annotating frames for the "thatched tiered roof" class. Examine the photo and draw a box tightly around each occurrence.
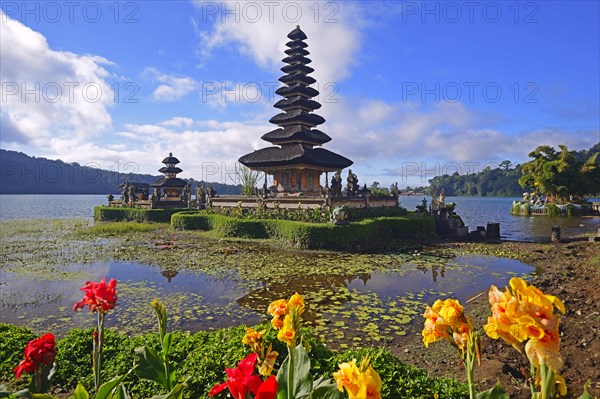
[239,26,352,172]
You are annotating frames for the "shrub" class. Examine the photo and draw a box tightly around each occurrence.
[0,323,467,399]
[545,203,561,217]
[511,202,521,215]
[172,211,435,251]
[94,207,189,223]
[345,206,407,221]
[0,323,36,389]
[566,204,578,217]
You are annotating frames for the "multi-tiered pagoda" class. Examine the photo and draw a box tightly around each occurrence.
[151,153,187,200]
[238,26,352,195]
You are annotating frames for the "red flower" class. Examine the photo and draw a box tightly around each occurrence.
[208,353,278,399]
[14,333,56,379]
[73,278,117,313]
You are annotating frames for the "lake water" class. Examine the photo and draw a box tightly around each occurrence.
[0,194,598,242]
[0,255,536,338]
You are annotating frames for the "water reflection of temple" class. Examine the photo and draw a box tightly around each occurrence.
[161,269,178,283]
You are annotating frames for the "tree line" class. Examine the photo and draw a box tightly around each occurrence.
[419,144,599,198]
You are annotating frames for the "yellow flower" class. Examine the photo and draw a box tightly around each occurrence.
[271,315,284,330]
[277,314,296,347]
[422,299,471,350]
[525,329,563,372]
[288,292,305,315]
[333,358,382,399]
[258,344,278,376]
[437,299,464,328]
[242,327,264,354]
[554,374,567,397]
[333,359,363,399]
[363,364,382,399]
[486,278,565,374]
[267,299,288,317]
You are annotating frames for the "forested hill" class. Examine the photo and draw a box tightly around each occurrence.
[427,164,525,197]
[427,144,599,197]
[0,149,241,195]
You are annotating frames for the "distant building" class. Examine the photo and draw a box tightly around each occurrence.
[151,153,188,202]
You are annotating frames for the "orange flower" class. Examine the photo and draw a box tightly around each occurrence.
[267,299,288,317]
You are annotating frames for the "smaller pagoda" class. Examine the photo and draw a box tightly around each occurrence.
[238,26,352,195]
[151,153,187,201]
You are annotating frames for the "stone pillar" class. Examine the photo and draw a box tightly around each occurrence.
[551,226,561,243]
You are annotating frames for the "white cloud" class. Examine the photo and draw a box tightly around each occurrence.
[143,67,196,102]
[193,1,365,85]
[0,11,114,145]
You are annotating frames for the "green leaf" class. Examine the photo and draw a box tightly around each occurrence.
[112,384,131,399]
[0,388,30,399]
[68,383,89,399]
[30,394,59,399]
[476,381,510,399]
[577,382,593,399]
[276,344,313,399]
[148,382,186,399]
[134,346,169,389]
[312,377,343,399]
[276,355,289,399]
[96,374,128,399]
[161,333,173,358]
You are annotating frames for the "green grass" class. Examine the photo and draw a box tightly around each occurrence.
[76,222,167,236]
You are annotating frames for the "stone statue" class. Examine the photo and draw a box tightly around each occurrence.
[390,182,400,197]
[183,183,191,207]
[439,189,445,207]
[107,193,114,204]
[346,169,358,196]
[208,185,217,198]
[155,188,161,201]
[359,184,370,197]
[331,205,348,224]
[431,190,439,210]
[196,184,205,209]
[122,182,129,205]
[330,171,342,197]
[128,184,136,205]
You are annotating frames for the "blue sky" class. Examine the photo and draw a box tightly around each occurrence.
[1,1,598,187]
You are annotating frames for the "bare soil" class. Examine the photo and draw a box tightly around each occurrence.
[391,240,600,399]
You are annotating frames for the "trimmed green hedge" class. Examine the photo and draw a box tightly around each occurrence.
[0,323,467,399]
[172,212,435,250]
[94,206,189,223]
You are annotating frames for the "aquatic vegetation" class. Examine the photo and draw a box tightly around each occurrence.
[77,221,164,235]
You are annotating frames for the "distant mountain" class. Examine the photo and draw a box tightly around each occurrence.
[0,149,241,195]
